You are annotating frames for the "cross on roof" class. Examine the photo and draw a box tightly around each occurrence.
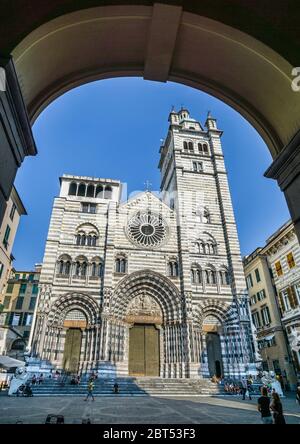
[144,180,152,191]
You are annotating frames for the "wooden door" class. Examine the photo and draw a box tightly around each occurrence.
[129,324,159,376]
[62,328,82,373]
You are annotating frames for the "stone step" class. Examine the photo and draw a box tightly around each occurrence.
[28,377,226,397]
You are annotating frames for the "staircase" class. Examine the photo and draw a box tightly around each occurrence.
[30,376,225,397]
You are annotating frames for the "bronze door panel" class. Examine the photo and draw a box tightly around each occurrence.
[129,324,145,376]
[63,328,82,373]
[129,324,159,376]
[145,325,160,376]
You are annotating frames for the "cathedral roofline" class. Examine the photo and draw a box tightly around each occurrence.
[59,174,121,185]
[119,190,174,212]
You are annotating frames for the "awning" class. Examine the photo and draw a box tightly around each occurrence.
[263,334,275,341]
[0,355,25,369]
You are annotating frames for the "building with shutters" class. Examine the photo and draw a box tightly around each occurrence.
[29,109,254,379]
[263,221,300,378]
[243,246,298,389]
[0,266,41,356]
[0,186,27,294]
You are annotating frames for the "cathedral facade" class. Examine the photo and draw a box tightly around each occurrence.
[30,109,254,378]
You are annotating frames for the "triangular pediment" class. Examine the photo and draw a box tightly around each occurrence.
[119,191,173,213]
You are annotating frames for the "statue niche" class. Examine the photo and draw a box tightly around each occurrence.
[125,295,162,325]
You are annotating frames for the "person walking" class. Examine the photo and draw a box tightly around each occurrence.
[241,377,251,400]
[84,379,95,401]
[257,386,273,424]
[270,392,286,424]
[246,376,253,400]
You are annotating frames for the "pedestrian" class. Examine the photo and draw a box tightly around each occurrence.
[241,377,251,400]
[38,373,44,385]
[113,381,119,394]
[270,392,286,424]
[257,386,273,424]
[84,379,95,401]
[31,374,37,385]
[246,376,253,399]
[296,386,300,406]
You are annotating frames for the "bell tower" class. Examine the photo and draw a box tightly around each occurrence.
[159,108,254,378]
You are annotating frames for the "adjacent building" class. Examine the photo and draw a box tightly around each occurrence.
[264,221,300,377]
[244,220,300,389]
[0,265,41,357]
[0,186,27,294]
[243,247,297,388]
[30,109,254,379]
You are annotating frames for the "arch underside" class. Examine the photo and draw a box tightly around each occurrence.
[12,5,300,157]
[110,269,182,323]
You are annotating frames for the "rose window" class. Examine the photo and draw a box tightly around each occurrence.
[126,212,168,247]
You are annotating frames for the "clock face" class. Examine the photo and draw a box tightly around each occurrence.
[126,211,168,248]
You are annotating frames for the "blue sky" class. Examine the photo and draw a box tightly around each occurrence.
[13,77,290,270]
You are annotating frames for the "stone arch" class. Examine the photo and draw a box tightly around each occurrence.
[110,269,182,323]
[48,292,99,327]
[194,300,237,330]
[76,222,99,235]
[10,4,299,158]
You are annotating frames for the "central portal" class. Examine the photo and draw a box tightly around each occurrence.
[129,324,160,376]
[62,328,82,373]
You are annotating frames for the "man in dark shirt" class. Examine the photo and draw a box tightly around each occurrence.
[257,386,273,424]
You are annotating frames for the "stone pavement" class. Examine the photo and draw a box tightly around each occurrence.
[0,394,299,424]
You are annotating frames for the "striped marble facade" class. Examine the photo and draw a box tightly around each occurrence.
[30,109,255,378]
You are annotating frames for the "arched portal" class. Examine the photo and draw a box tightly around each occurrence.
[34,292,99,373]
[203,316,223,378]
[105,270,186,377]
[127,295,162,377]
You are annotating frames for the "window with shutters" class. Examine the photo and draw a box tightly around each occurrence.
[275,261,283,277]
[251,311,261,329]
[19,283,27,294]
[261,306,271,325]
[282,290,291,311]
[11,313,21,326]
[294,283,300,305]
[287,286,298,309]
[29,297,36,310]
[250,295,257,305]
[287,252,296,269]
[6,283,14,293]
[32,284,38,294]
[246,274,253,288]
[9,203,16,221]
[255,268,261,283]
[15,297,24,310]
[3,296,11,309]
[257,289,266,301]
[3,225,11,249]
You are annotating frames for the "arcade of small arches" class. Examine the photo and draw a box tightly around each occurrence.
[194,234,217,255]
[115,255,127,274]
[191,264,230,286]
[183,141,210,155]
[68,181,113,199]
[56,255,104,278]
[75,223,99,247]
